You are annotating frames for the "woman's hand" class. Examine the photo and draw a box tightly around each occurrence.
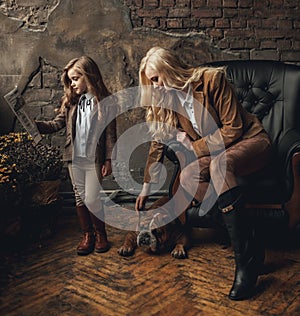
[135,182,151,211]
[176,131,194,151]
[135,195,148,212]
[102,159,112,177]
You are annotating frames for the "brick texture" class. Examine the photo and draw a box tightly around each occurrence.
[123,0,300,62]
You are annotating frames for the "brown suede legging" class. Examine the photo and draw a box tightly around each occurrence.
[170,131,272,217]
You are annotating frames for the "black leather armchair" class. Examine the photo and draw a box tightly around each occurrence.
[165,60,300,230]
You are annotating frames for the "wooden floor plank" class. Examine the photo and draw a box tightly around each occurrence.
[0,206,299,316]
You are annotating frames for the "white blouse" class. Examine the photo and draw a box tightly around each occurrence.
[74,92,96,158]
[177,84,201,136]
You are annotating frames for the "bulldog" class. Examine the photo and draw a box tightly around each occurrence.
[118,196,192,259]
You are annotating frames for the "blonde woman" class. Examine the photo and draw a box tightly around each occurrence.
[136,47,272,300]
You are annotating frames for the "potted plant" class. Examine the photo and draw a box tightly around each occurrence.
[0,132,63,240]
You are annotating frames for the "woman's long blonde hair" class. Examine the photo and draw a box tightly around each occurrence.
[60,56,110,114]
[139,46,217,140]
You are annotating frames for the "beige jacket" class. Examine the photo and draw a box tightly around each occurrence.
[144,68,266,183]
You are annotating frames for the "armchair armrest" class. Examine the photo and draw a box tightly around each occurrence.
[278,129,300,163]
[277,129,300,191]
[285,152,300,228]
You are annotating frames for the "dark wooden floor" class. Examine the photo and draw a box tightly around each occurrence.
[0,203,299,316]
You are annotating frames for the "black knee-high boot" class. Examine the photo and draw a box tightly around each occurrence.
[218,188,264,300]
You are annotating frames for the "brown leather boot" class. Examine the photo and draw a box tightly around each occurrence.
[76,205,95,255]
[90,213,110,253]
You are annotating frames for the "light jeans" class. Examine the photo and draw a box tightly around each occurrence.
[68,159,103,217]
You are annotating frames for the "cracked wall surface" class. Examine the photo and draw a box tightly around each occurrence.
[0,0,237,189]
[0,0,59,32]
[0,0,233,131]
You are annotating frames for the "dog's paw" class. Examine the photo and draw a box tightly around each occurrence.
[171,244,187,259]
[118,232,137,257]
[117,245,135,257]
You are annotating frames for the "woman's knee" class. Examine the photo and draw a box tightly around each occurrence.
[180,161,210,193]
[210,153,239,194]
[209,153,231,175]
[180,165,193,190]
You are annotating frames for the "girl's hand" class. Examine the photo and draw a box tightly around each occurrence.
[102,159,112,177]
[176,131,194,151]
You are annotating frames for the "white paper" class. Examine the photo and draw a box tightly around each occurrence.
[4,87,42,144]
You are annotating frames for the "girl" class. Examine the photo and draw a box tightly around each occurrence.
[35,56,117,255]
[136,47,272,300]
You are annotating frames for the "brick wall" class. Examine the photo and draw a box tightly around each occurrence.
[123,0,300,62]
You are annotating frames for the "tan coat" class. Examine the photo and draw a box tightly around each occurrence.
[36,101,117,165]
[144,68,265,183]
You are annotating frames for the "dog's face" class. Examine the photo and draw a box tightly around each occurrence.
[134,195,189,259]
[137,212,179,253]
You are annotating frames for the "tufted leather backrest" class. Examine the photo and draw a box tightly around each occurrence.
[205,60,300,150]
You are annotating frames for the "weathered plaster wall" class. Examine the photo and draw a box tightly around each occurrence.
[0,0,234,189]
[0,0,234,133]
[1,0,298,190]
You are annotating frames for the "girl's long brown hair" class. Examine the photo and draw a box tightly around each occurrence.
[60,56,110,112]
